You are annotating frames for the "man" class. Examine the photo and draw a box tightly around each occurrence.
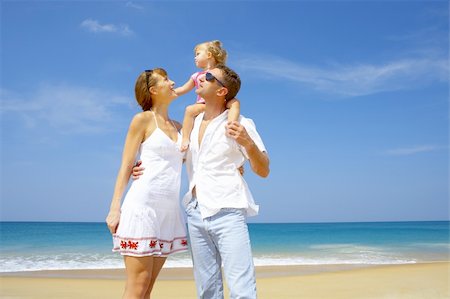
[135,64,269,298]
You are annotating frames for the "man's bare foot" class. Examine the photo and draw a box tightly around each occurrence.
[181,139,190,152]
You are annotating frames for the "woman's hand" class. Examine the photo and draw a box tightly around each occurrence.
[106,210,121,234]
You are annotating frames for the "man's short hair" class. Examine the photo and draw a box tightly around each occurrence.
[216,64,241,101]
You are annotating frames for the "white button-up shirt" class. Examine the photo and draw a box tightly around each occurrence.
[182,110,267,219]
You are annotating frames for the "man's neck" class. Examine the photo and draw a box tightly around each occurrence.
[203,99,226,121]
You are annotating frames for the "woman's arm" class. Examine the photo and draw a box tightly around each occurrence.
[106,113,148,234]
[174,78,195,96]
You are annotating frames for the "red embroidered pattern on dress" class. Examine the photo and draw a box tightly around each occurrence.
[119,240,140,250]
[127,241,139,250]
[120,241,127,249]
[115,236,188,255]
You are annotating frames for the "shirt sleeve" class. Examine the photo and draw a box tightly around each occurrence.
[190,72,199,88]
[239,117,267,159]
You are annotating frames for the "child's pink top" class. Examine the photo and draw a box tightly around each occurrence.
[191,71,207,104]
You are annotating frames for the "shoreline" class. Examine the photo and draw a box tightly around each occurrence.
[1,262,448,298]
[0,264,379,280]
[1,261,447,280]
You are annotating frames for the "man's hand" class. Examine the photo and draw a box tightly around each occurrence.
[225,121,253,149]
[131,160,145,180]
[226,121,270,178]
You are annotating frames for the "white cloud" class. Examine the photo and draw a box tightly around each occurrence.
[384,145,443,156]
[235,54,448,97]
[386,26,448,59]
[126,1,144,10]
[80,19,134,36]
[1,85,133,134]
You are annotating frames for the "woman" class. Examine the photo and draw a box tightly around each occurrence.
[106,68,188,299]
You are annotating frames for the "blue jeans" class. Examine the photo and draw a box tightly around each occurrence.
[186,198,257,299]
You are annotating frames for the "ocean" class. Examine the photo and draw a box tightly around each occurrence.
[1,221,448,272]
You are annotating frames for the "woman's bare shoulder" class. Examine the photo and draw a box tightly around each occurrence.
[133,111,153,122]
[129,111,154,130]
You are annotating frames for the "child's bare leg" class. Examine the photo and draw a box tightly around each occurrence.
[226,98,240,123]
[181,103,206,151]
[181,115,194,151]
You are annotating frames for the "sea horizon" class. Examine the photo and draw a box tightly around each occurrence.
[2,219,449,224]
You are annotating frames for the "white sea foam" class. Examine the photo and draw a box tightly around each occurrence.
[252,256,416,266]
[0,253,194,272]
[0,250,418,273]
[302,244,418,265]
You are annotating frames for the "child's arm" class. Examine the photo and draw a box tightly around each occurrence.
[174,78,195,96]
[226,98,240,122]
[181,104,206,152]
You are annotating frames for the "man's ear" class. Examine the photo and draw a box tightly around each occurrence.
[216,87,228,98]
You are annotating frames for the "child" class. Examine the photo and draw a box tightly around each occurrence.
[175,40,240,151]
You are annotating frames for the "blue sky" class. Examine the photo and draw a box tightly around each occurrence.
[1,0,448,223]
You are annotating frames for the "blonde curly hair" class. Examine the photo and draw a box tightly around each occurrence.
[194,40,228,64]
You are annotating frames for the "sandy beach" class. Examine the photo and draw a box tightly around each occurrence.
[1,262,448,299]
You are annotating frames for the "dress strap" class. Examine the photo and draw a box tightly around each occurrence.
[170,120,178,132]
[150,110,159,129]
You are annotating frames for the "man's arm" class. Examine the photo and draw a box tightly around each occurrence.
[226,121,270,178]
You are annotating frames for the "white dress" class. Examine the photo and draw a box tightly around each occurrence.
[113,111,188,257]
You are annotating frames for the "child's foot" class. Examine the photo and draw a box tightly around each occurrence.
[181,139,190,152]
